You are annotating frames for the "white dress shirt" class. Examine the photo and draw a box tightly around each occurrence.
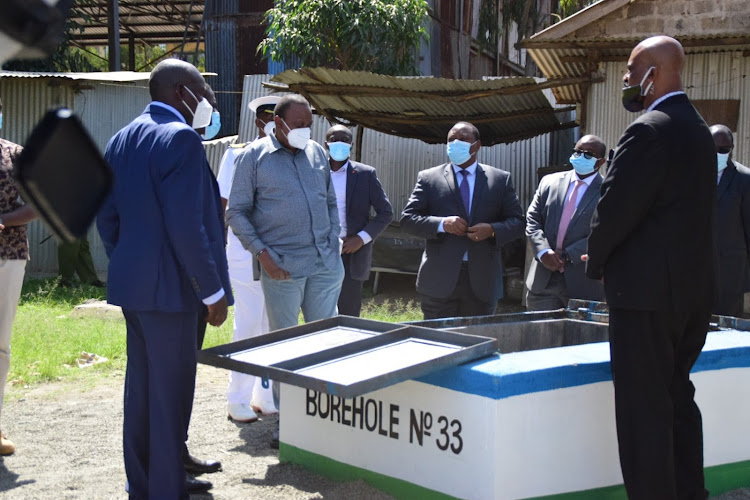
[538,171,598,260]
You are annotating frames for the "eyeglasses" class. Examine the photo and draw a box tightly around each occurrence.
[717,147,733,155]
[572,149,601,160]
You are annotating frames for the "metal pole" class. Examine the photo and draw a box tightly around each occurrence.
[107,0,121,71]
[179,0,196,60]
[128,34,135,71]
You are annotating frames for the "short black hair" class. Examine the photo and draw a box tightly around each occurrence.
[274,94,310,120]
[451,121,480,141]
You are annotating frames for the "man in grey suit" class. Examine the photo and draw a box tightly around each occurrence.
[401,121,524,319]
[325,125,393,316]
[712,124,750,317]
[525,135,607,310]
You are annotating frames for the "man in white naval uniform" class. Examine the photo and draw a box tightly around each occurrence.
[216,95,280,422]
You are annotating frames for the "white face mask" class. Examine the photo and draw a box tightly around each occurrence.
[281,118,311,149]
[263,121,275,137]
[182,86,213,130]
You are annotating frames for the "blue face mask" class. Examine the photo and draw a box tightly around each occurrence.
[447,140,476,166]
[570,154,598,176]
[328,141,351,162]
[201,111,221,140]
[0,113,3,131]
[717,152,730,173]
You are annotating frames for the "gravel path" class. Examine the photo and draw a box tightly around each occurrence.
[0,365,395,500]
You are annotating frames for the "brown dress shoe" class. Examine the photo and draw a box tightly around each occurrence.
[0,432,15,455]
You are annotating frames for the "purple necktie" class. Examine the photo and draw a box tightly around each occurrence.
[556,180,585,250]
[459,170,470,215]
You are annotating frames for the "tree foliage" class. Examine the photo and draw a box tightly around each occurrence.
[258,0,430,76]
[558,0,598,19]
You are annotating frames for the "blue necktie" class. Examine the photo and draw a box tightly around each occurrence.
[459,170,470,215]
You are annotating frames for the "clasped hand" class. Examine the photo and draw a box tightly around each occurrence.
[444,217,493,242]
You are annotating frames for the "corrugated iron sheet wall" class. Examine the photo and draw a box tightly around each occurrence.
[205,12,240,136]
[588,53,749,166]
[74,82,150,154]
[0,78,76,275]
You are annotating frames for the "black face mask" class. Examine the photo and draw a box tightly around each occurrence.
[621,66,655,113]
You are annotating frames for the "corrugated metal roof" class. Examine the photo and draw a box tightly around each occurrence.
[0,70,152,82]
[524,0,750,104]
[266,68,578,146]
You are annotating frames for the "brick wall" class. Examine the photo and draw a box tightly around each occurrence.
[571,0,749,39]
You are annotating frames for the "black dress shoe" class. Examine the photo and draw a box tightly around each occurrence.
[183,452,222,475]
[186,476,212,493]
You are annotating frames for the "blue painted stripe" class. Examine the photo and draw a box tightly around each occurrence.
[415,330,750,400]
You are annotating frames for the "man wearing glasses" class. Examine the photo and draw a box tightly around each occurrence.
[525,135,606,310]
[711,124,750,317]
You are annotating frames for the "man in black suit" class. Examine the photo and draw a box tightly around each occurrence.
[325,125,393,316]
[585,36,716,499]
[711,124,750,318]
[401,121,524,319]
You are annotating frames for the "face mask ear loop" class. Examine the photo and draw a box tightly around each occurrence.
[640,67,655,97]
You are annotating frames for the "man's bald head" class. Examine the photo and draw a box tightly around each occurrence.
[149,59,205,102]
[625,36,685,109]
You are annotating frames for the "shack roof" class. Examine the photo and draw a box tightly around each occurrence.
[265,67,579,146]
[524,0,750,103]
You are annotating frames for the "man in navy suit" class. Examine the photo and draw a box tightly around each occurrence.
[97,59,232,500]
[325,125,393,316]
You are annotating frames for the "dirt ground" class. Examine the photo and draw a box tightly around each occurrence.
[1,274,749,499]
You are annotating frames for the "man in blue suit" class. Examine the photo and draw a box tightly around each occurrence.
[97,59,232,500]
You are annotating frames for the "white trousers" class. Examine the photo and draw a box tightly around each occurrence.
[0,259,26,428]
[226,257,274,405]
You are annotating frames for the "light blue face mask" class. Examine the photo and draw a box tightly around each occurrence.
[569,154,598,176]
[327,141,351,162]
[201,111,221,140]
[717,152,730,173]
[0,113,3,131]
[446,139,476,165]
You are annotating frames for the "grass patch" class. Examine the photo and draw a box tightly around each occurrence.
[9,278,420,391]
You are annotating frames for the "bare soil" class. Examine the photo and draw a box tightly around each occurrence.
[1,274,747,499]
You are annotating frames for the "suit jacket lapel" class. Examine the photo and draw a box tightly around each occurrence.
[470,165,487,223]
[443,164,468,219]
[718,163,736,201]
[570,174,601,223]
[345,162,357,214]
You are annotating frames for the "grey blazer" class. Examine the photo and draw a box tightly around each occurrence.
[400,163,524,303]
[526,170,605,301]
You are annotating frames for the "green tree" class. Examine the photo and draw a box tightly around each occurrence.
[558,0,597,19]
[258,0,430,76]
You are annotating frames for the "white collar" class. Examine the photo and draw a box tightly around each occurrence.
[150,101,187,124]
[331,160,350,174]
[647,91,685,112]
[572,171,598,187]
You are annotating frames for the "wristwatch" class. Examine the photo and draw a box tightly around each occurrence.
[256,248,268,258]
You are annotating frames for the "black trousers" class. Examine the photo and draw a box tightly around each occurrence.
[338,274,364,317]
[420,264,495,320]
[609,307,710,500]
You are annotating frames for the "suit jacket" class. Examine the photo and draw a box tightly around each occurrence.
[97,103,233,312]
[400,162,524,303]
[342,161,393,281]
[715,160,750,314]
[586,93,716,312]
[526,170,605,301]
